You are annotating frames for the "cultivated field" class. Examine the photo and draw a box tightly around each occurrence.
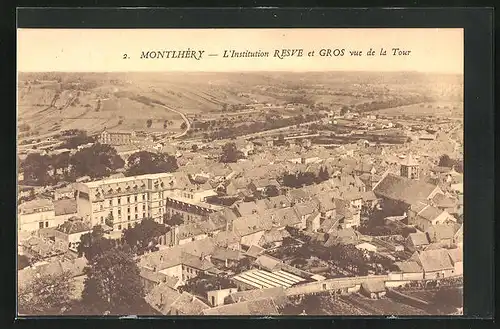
[17,71,464,140]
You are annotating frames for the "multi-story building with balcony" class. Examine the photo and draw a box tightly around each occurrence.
[74,173,222,232]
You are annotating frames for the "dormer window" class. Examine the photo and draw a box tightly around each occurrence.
[126,185,131,190]
[117,187,121,193]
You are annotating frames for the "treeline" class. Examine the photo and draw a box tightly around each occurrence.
[205,113,323,140]
[352,94,432,113]
[281,167,330,188]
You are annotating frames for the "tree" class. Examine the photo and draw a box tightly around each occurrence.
[340,106,349,116]
[317,166,330,182]
[59,129,94,149]
[18,270,75,315]
[77,225,114,262]
[81,247,144,315]
[164,213,184,226]
[146,119,153,128]
[125,151,178,176]
[265,185,280,197]
[439,154,453,167]
[191,144,198,152]
[70,143,125,179]
[50,152,71,177]
[122,218,169,255]
[179,273,236,296]
[18,254,30,270]
[105,212,114,227]
[220,142,243,163]
[180,122,187,130]
[21,153,51,185]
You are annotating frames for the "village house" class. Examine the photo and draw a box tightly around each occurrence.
[206,287,239,307]
[360,280,386,299]
[202,297,280,315]
[18,199,60,232]
[168,292,211,315]
[224,286,288,308]
[392,260,424,281]
[425,223,459,247]
[98,129,136,146]
[144,282,182,315]
[210,246,245,269]
[52,216,92,252]
[407,203,457,232]
[139,267,181,294]
[410,248,456,279]
[405,231,430,252]
[248,179,281,194]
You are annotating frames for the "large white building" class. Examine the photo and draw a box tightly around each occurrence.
[74,173,222,231]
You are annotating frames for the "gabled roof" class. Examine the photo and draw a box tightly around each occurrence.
[144,283,182,315]
[394,261,423,273]
[426,224,457,242]
[245,245,266,258]
[447,246,463,263]
[56,218,91,235]
[202,297,280,316]
[169,292,210,315]
[19,198,54,213]
[265,195,292,209]
[214,230,240,248]
[361,280,386,293]
[211,246,245,262]
[400,153,419,166]
[416,249,454,272]
[54,199,78,216]
[254,255,282,271]
[407,232,430,247]
[226,286,287,306]
[373,174,439,205]
[258,229,291,246]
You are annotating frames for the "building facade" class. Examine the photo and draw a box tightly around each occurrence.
[99,129,136,146]
[18,199,60,232]
[74,173,221,232]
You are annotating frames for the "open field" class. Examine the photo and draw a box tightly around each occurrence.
[18,71,463,140]
[372,102,463,119]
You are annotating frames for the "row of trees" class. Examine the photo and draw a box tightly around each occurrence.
[20,143,180,186]
[281,167,330,188]
[205,113,323,141]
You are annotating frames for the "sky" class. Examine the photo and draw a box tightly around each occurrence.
[17,28,463,74]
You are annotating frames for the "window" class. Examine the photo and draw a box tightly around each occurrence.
[118,209,121,215]
[45,222,49,228]
[128,224,131,229]
[322,284,327,290]
[100,204,103,211]
[211,296,215,306]
[118,198,121,205]
[118,224,122,230]
[100,216,104,224]
[128,215,131,221]
[143,205,146,211]
[135,206,138,212]
[109,200,112,207]
[127,207,130,213]
[143,212,146,218]
[127,197,130,203]
[135,214,138,220]
[39,222,44,229]
[135,196,138,202]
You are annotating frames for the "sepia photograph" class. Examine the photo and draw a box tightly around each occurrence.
[17,28,464,317]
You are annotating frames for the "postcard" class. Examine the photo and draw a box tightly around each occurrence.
[17,27,463,317]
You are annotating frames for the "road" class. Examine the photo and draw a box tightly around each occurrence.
[154,104,191,140]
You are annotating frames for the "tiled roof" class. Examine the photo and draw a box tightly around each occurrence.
[211,246,244,262]
[416,249,454,272]
[245,245,265,258]
[214,230,240,248]
[169,292,211,315]
[19,198,54,213]
[202,297,280,315]
[408,232,429,247]
[254,255,282,271]
[265,195,291,209]
[53,199,78,216]
[394,261,423,273]
[373,174,439,205]
[227,287,287,306]
[361,280,386,293]
[258,229,291,246]
[144,283,182,315]
[56,217,91,235]
[426,224,457,242]
[447,246,463,263]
